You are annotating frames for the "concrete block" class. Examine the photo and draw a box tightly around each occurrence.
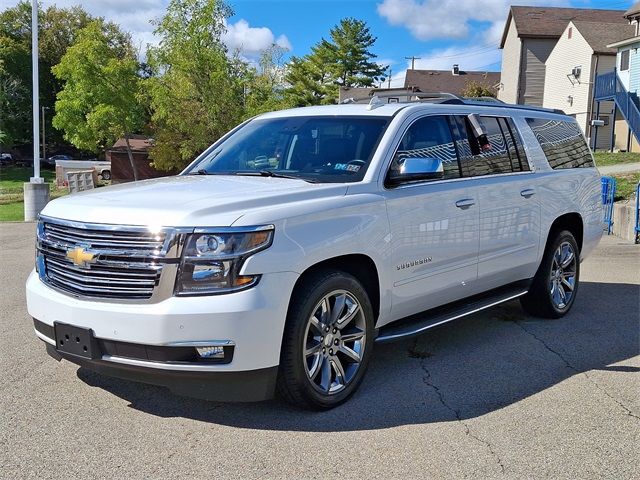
[23,182,50,222]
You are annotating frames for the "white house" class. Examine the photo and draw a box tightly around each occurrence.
[498,6,628,106]
[542,21,635,150]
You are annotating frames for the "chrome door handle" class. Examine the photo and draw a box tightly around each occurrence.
[520,188,536,198]
[455,198,475,209]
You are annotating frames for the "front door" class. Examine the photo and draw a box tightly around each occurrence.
[384,115,480,322]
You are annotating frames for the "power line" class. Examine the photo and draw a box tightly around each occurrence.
[404,56,422,70]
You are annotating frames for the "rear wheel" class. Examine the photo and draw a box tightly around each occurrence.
[100,170,111,181]
[521,230,580,318]
[277,270,374,410]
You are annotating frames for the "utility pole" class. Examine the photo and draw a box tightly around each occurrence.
[41,106,47,163]
[405,56,422,70]
[387,66,392,89]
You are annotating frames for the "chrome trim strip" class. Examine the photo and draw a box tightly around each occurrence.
[193,224,275,234]
[35,330,56,346]
[164,340,235,347]
[375,291,528,342]
[102,355,239,372]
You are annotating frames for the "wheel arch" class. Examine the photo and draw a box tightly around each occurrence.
[290,254,381,322]
[546,212,584,253]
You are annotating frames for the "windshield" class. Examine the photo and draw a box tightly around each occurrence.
[184,116,390,183]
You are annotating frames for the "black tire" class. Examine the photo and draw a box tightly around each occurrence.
[277,270,375,410]
[521,230,580,319]
[101,170,111,181]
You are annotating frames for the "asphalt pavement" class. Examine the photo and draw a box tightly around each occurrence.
[1,222,638,479]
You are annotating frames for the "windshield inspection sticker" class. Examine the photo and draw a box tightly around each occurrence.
[335,163,361,172]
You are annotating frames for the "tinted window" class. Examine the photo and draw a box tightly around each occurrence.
[451,115,529,177]
[526,118,594,169]
[186,116,389,183]
[390,115,461,182]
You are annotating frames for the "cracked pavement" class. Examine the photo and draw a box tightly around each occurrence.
[1,223,638,479]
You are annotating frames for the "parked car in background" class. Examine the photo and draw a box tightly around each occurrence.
[27,95,603,409]
[0,153,13,165]
[45,154,73,167]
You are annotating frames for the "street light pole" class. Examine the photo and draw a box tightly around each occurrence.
[31,0,40,181]
[24,0,49,222]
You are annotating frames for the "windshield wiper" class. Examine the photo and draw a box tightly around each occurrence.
[235,171,317,183]
[192,169,211,175]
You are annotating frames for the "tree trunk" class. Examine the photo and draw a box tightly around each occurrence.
[124,134,139,182]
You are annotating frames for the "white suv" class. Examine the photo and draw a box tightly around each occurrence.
[27,98,603,409]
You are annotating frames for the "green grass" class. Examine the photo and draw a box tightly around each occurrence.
[593,152,640,167]
[0,201,25,222]
[0,165,68,208]
[0,166,69,221]
[612,172,640,202]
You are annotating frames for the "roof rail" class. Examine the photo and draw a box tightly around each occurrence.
[352,89,566,115]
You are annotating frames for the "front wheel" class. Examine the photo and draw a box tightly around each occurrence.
[277,270,374,410]
[521,230,580,319]
[100,170,111,181]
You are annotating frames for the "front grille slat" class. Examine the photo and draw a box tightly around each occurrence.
[38,219,173,300]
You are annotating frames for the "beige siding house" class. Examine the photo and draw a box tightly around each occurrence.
[498,6,628,106]
[543,21,635,150]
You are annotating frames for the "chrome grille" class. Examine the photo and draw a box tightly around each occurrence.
[37,217,180,301]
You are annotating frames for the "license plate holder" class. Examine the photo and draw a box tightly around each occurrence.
[54,323,100,360]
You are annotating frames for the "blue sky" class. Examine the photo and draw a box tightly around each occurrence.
[0,0,635,85]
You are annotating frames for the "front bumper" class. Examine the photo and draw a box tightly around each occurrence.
[43,341,278,402]
[27,270,299,400]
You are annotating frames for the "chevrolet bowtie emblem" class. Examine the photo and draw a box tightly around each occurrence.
[66,246,97,268]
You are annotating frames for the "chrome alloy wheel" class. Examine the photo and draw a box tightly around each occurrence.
[549,241,577,310]
[303,290,366,395]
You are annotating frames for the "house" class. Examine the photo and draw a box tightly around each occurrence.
[498,6,628,106]
[543,20,635,150]
[404,66,500,96]
[105,135,170,183]
[593,2,640,152]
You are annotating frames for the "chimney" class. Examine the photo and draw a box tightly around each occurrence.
[452,64,460,75]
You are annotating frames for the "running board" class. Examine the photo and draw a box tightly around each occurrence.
[375,284,529,343]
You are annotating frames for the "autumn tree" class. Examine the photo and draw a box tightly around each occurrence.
[52,21,145,179]
[461,80,497,99]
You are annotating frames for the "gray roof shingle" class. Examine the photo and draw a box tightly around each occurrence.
[403,69,500,95]
[572,21,637,54]
[500,6,627,47]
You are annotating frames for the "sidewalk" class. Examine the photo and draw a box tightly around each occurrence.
[598,162,640,175]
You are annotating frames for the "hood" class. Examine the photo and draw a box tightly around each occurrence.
[42,175,348,227]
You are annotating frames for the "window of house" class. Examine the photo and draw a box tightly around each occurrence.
[526,118,594,169]
[388,115,461,183]
[450,116,530,177]
[621,50,630,71]
[568,27,572,39]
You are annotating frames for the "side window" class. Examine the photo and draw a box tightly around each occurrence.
[526,118,594,169]
[451,116,519,177]
[501,117,531,172]
[390,115,461,182]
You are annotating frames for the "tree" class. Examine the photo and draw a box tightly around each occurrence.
[243,44,293,118]
[0,2,126,148]
[146,0,246,172]
[285,18,386,106]
[461,80,497,98]
[52,21,145,180]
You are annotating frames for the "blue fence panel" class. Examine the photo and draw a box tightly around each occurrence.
[601,176,616,235]
[635,182,639,244]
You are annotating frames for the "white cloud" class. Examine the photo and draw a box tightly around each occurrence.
[222,19,292,57]
[377,0,569,42]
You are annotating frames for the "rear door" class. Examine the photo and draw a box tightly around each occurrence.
[451,115,541,291]
[383,115,480,321]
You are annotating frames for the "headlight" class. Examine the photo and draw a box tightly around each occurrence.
[175,226,274,295]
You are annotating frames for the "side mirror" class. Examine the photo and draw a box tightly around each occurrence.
[387,157,444,186]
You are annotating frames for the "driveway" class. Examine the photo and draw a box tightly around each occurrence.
[598,162,640,175]
[1,223,638,479]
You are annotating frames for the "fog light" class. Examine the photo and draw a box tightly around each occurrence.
[196,345,225,359]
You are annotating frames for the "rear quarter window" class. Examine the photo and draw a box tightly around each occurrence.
[526,118,594,169]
